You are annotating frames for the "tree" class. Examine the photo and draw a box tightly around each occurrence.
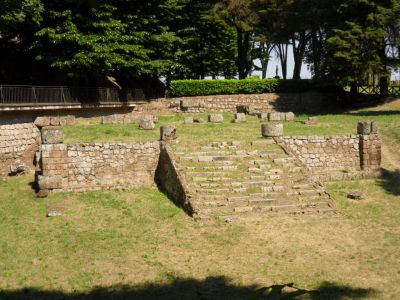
[213,0,257,79]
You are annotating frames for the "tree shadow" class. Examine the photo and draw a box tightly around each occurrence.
[344,110,400,117]
[377,168,400,196]
[0,277,376,300]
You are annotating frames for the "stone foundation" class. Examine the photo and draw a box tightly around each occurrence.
[0,122,40,176]
[37,130,160,193]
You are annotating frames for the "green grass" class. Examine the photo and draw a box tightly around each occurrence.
[0,176,399,299]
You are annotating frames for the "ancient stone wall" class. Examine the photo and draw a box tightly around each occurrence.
[277,135,361,172]
[0,123,40,175]
[175,91,331,113]
[38,135,160,193]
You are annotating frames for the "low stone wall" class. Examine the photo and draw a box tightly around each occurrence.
[276,124,381,176]
[38,134,160,193]
[0,123,40,175]
[277,135,361,171]
[175,91,331,113]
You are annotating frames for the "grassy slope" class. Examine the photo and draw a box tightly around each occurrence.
[1,101,399,299]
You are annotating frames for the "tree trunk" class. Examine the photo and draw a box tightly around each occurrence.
[277,43,288,80]
[236,27,251,79]
[380,75,389,97]
[292,31,307,80]
[350,83,358,95]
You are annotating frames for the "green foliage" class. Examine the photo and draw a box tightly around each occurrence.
[170,79,279,96]
[170,79,338,96]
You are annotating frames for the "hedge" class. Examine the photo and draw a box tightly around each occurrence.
[170,79,338,97]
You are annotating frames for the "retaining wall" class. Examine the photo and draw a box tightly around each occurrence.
[0,123,40,175]
[38,141,160,193]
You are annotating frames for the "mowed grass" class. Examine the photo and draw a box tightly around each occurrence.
[0,175,399,299]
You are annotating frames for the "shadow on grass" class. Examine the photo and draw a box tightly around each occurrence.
[0,276,376,300]
[344,110,400,117]
[377,168,400,196]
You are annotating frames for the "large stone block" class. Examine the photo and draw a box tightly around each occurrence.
[285,112,295,121]
[180,99,205,109]
[160,125,178,141]
[41,128,64,144]
[208,114,224,123]
[261,123,283,137]
[38,175,63,190]
[184,117,194,124]
[34,117,50,128]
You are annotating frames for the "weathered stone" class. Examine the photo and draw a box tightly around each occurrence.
[261,123,283,137]
[268,112,281,121]
[38,175,63,190]
[9,161,27,176]
[65,115,76,126]
[357,121,372,135]
[259,113,269,121]
[46,210,63,217]
[347,191,364,200]
[41,128,64,144]
[34,117,50,127]
[371,121,379,134]
[184,117,194,124]
[37,189,49,198]
[160,125,178,141]
[208,114,224,123]
[285,112,295,121]
[181,99,205,109]
[50,116,60,126]
[233,113,246,123]
[138,119,155,130]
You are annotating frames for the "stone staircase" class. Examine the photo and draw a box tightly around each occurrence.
[173,139,336,219]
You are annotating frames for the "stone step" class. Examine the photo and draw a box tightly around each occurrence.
[192,177,231,183]
[187,171,227,177]
[251,139,276,147]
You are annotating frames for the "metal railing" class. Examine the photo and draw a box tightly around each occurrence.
[0,85,148,106]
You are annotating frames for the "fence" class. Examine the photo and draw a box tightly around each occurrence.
[357,85,400,96]
[0,85,148,106]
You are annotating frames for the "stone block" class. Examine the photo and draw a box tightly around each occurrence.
[138,119,155,130]
[357,121,372,135]
[38,175,63,190]
[160,125,178,141]
[259,113,269,121]
[268,112,281,121]
[285,112,295,121]
[41,128,64,144]
[181,99,205,109]
[233,113,246,123]
[34,117,50,128]
[184,117,194,124]
[371,121,379,134]
[50,116,60,126]
[261,123,283,137]
[304,117,318,125]
[208,114,224,123]
[65,115,76,126]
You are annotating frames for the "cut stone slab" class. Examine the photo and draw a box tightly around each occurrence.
[259,113,269,121]
[41,128,64,144]
[208,114,224,123]
[184,117,194,124]
[304,117,318,125]
[46,210,63,218]
[9,161,26,176]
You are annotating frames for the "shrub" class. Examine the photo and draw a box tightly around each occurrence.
[170,79,338,97]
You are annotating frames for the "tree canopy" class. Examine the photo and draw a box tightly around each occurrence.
[0,0,399,91]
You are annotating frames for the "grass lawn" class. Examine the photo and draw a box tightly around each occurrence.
[1,100,399,299]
